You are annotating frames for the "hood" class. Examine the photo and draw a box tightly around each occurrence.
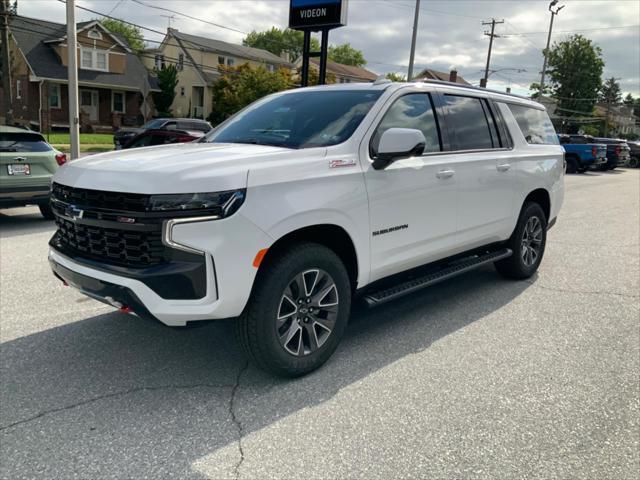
[53,143,300,194]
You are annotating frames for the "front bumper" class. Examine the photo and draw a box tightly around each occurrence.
[48,212,273,326]
[0,185,50,208]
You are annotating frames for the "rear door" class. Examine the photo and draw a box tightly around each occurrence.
[437,91,516,248]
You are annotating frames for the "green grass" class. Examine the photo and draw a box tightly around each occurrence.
[46,133,114,145]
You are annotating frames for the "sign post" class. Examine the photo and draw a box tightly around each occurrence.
[289,0,348,87]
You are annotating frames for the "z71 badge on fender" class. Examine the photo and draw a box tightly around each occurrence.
[372,224,408,237]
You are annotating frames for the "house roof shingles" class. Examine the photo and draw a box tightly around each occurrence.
[9,15,158,91]
[307,58,378,82]
[169,29,293,68]
[415,68,470,85]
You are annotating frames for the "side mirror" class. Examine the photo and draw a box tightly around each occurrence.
[372,128,426,170]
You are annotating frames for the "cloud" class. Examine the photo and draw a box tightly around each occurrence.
[19,0,640,95]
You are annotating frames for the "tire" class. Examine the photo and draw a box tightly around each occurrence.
[565,157,577,174]
[39,203,55,220]
[236,243,352,377]
[494,202,547,280]
[628,157,639,168]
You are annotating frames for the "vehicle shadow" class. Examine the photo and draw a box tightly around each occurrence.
[0,265,535,478]
[0,208,56,239]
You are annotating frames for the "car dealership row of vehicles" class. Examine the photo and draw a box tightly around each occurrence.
[0,81,637,376]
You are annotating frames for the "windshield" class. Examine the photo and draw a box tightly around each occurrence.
[0,133,52,152]
[143,119,167,129]
[205,90,383,149]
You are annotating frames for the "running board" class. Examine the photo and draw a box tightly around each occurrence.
[363,248,513,307]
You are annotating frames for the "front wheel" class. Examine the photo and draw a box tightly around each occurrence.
[236,243,352,377]
[39,203,55,220]
[495,202,547,279]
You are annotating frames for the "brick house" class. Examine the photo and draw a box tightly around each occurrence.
[0,15,158,132]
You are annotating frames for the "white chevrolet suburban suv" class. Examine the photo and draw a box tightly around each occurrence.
[49,80,564,376]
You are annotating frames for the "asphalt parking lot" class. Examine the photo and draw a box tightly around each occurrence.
[1,169,638,479]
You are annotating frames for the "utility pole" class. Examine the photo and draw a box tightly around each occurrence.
[1,0,14,125]
[66,0,80,159]
[407,0,420,81]
[480,18,503,88]
[539,0,564,97]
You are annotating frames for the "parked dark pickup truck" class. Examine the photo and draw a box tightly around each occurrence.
[624,141,639,168]
[593,137,631,170]
[558,134,607,173]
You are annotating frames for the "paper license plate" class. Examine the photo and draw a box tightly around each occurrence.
[7,164,30,175]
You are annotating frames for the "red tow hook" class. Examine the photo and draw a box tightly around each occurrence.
[119,306,133,314]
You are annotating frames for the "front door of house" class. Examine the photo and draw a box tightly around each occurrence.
[80,90,99,122]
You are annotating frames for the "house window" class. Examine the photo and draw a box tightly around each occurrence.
[49,84,61,109]
[96,52,107,70]
[87,28,102,40]
[112,91,125,113]
[155,54,165,70]
[16,79,21,99]
[81,50,93,69]
[267,64,275,73]
[178,53,184,70]
[180,86,185,96]
[218,56,225,66]
[80,47,109,71]
[226,58,235,67]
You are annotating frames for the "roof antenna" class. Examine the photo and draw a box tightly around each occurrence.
[160,14,176,29]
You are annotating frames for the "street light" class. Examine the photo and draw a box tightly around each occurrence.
[539,0,565,98]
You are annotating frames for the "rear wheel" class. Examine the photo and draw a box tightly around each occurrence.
[236,243,351,377]
[39,203,55,220]
[565,156,578,174]
[495,202,547,279]
[629,157,639,168]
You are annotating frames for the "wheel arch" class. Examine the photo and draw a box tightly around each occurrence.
[523,188,551,222]
[258,224,360,290]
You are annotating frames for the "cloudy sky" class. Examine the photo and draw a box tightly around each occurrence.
[21,0,640,96]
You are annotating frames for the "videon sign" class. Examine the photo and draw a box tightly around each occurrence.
[289,0,348,30]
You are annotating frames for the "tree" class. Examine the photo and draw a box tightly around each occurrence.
[208,64,292,126]
[528,82,552,99]
[300,66,336,86]
[599,77,622,104]
[623,93,634,106]
[385,72,406,82]
[99,18,145,52]
[546,34,604,116]
[243,27,319,62]
[328,43,366,67]
[152,65,179,117]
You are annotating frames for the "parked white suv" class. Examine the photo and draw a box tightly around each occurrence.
[49,80,564,376]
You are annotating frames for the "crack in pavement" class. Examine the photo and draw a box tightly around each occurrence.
[529,282,639,299]
[230,361,250,480]
[0,382,235,432]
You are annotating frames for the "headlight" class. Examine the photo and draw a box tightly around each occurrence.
[149,189,245,217]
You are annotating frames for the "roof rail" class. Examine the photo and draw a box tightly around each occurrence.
[411,78,532,101]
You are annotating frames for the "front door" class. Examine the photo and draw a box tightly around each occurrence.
[80,90,99,122]
[361,91,459,282]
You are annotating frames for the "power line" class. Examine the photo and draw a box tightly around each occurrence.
[502,24,640,36]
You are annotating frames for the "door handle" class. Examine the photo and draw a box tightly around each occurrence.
[436,169,455,179]
[497,163,511,172]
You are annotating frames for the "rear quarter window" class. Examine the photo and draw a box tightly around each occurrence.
[507,104,558,145]
[0,133,52,152]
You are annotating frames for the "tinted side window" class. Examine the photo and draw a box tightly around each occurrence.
[372,93,441,154]
[443,95,494,150]
[508,104,558,145]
